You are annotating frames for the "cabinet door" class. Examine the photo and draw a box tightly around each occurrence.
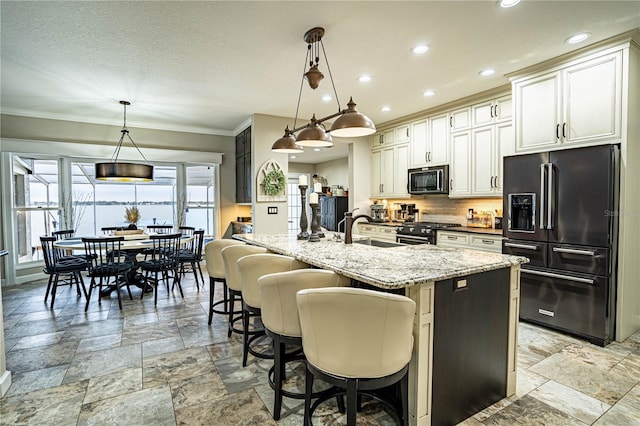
[450,107,470,131]
[393,143,410,196]
[396,124,410,143]
[514,71,561,151]
[381,146,395,196]
[495,122,514,193]
[450,131,471,197]
[563,51,621,146]
[429,114,449,165]
[243,153,252,202]
[235,156,245,203]
[472,100,495,127]
[383,129,395,146]
[494,95,512,122]
[410,120,428,167]
[471,126,496,195]
[371,150,382,196]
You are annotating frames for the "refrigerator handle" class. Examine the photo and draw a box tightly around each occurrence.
[547,163,554,230]
[539,163,546,229]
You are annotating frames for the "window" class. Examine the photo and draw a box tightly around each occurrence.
[12,157,60,263]
[185,165,216,235]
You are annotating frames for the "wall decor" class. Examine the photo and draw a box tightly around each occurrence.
[257,160,286,202]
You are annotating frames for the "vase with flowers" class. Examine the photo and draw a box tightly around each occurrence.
[124,206,140,230]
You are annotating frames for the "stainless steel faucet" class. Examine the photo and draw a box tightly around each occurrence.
[344,208,373,244]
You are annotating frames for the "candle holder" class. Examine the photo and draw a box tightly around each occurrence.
[316,198,325,238]
[308,202,321,242]
[297,185,309,240]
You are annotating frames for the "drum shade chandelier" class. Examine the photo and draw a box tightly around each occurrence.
[95,100,154,182]
[271,27,376,153]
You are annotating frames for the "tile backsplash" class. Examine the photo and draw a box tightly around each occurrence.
[380,195,503,226]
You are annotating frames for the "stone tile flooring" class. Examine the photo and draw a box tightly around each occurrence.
[1,275,639,425]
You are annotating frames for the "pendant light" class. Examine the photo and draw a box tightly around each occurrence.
[95,101,154,182]
[271,27,375,153]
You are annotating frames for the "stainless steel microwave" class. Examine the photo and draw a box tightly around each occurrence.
[408,165,449,194]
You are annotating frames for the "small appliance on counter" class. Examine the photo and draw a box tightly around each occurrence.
[466,210,493,228]
[396,203,419,222]
[370,203,389,222]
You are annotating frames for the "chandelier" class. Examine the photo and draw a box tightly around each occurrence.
[95,100,154,182]
[271,27,376,153]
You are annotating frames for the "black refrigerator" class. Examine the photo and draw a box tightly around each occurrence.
[502,144,620,346]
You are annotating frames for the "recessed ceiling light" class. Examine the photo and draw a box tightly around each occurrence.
[321,94,332,102]
[498,0,521,8]
[313,148,321,152]
[358,75,372,83]
[479,68,496,77]
[423,90,435,97]
[565,32,591,44]
[381,106,391,112]
[290,155,297,159]
[411,44,429,55]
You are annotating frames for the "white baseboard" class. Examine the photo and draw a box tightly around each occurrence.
[0,369,12,397]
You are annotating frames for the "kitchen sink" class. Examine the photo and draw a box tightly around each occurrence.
[354,239,405,248]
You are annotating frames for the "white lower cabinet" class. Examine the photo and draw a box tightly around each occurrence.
[437,231,503,253]
[357,223,397,242]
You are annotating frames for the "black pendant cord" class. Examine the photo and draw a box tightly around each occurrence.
[111,101,151,164]
[320,39,341,113]
[292,45,311,131]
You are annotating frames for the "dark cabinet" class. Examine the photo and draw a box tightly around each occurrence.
[320,196,349,231]
[235,127,252,203]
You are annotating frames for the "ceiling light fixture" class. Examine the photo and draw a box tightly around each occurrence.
[358,75,372,83]
[95,101,153,182]
[271,27,375,152]
[423,89,435,97]
[499,0,521,8]
[412,44,429,55]
[479,68,496,76]
[381,106,391,112]
[565,32,591,44]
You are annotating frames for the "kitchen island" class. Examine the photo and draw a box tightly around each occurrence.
[234,233,528,425]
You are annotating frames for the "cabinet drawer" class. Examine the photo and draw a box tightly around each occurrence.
[377,226,397,241]
[470,235,503,253]
[358,224,379,236]
[438,231,469,247]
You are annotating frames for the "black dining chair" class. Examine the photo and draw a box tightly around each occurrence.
[178,229,205,288]
[146,225,174,234]
[82,236,134,311]
[40,236,88,309]
[139,233,184,305]
[178,226,195,236]
[101,226,122,235]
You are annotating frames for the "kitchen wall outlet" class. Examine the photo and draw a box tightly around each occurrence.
[267,206,278,214]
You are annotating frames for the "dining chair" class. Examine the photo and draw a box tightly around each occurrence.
[178,226,195,236]
[178,229,205,288]
[82,236,134,311]
[297,287,416,426]
[101,226,121,235]
[146,225,174,234]
[40,236,88,309]
[139,232,183,305]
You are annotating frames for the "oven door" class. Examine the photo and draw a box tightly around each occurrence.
[396,234,434,245]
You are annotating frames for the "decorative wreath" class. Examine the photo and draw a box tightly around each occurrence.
[263,169,286,195]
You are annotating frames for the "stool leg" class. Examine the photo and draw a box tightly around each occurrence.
[208,277,215,325]
[273,336,285,420]
[400,373,409,426]
[304,366,314,426]
[346,379,357,426]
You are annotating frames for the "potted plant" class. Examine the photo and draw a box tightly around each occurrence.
[124,206,140,230]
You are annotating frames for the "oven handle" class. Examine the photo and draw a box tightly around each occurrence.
[396,235,434,244]
[522,268,595,285]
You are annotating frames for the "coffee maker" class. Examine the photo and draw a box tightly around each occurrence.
[370,203,389,222]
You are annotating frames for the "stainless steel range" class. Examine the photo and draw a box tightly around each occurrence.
[395,222,462,245]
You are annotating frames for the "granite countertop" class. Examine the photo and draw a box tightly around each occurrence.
[233,233,527,290]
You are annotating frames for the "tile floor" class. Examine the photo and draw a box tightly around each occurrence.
[1,273,639,425]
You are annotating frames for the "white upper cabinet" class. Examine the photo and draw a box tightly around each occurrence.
[370,143,410,198]
[409,113,449,168]
[469,121,514,197]
[449,130,471,197]
[449,106,471,131]
[513,50,622,152]
[395,124,410,144]
[472,95,512,127]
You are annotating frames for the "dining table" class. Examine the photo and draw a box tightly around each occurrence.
[53,233,194,296]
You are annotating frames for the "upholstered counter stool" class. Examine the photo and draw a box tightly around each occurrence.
[204,239,244,325]
[221,244,267,337]
[237,254,308,367]
[297,287,416,426]
[259,269,350,420]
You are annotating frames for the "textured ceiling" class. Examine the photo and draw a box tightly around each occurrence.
[1,1,639,163]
